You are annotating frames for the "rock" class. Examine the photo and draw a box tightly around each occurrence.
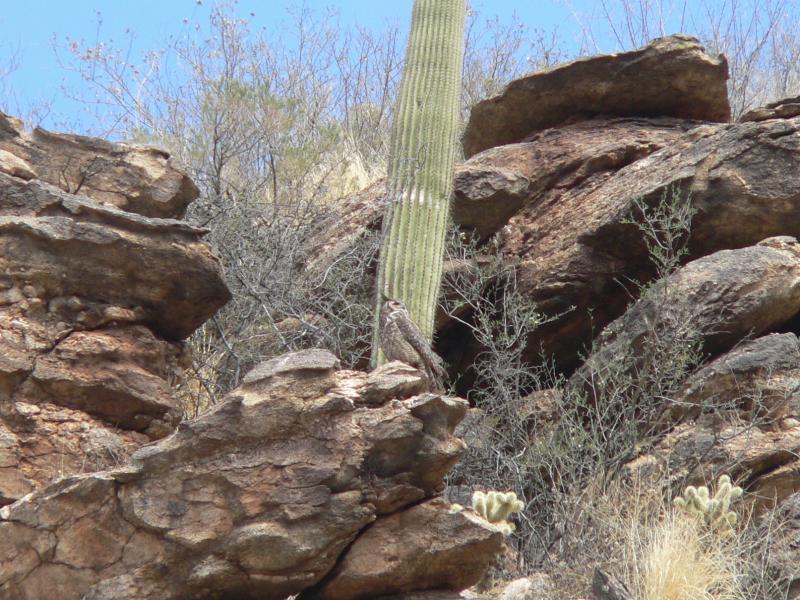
[361,361,428,406]
[302,499,504,600]
[303,112,688,281]
[625,421,800,514]
[664,333,800,428]
[496,574,555,599]
[0,112,198,218]
[0,149,36,180]
[242,348,341,385]
[0,403,148,506]
[21,326,183,436]
[309,113,800,380]
[462,35,730,157]
[0,113,230,506]
[0,174,230,340]
[0,350,471,599]
[740,94,800,122]
[452,164,531,241]
[302,179,385,280]
[570,239,800,398]
[480,115,800,373]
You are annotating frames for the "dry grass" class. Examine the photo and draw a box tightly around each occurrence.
[538,477,787,600]
[625,512,744,600]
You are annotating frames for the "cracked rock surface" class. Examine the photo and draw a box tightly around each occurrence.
[0,115,230,506]
[0,112,198,218]
[0,350,499,600]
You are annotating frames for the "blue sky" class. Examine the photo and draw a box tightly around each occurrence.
[2,0,722,134]
[0,0,597,132]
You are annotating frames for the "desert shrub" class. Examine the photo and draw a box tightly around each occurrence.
[444,187,791,599]
[443,189,703,570]
[178,189,380,415]
[60,3,561,414]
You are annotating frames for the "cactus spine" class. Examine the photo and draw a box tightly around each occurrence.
[472,490,525,535]
[673,474,743,531]
[372,0,466,366]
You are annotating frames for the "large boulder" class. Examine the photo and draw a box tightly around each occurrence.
[302,499,503,600]
[0,112,198,218]
[625,420,800,515]
[0,115,230,506]
[462,35,730,157]
[740,94,800,123]
[305,111,800,380]
[663,333,800,427]
[459,113,800,374]
[0,350,500,600]
[569,238,800,398]
[622,332,800,516]
[0,175,229,340]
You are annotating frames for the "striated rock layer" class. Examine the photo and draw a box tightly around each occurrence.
[0,352,500,600]
[0,112,198,218]
[0,114,230,506]
[462,34,730,157]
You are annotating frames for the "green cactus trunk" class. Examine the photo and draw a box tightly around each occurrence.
[372,0,466,366]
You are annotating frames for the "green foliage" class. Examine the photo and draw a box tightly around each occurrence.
[472,490,524,535]
[674,475,744,531]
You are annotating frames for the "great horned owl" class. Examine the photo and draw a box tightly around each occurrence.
[380,298,447,390]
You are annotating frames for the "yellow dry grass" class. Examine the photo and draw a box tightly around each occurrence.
[627,511,743,600]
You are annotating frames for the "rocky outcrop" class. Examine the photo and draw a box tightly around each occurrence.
[455,114,800,374]
[462,34,730,157]
[740,94,800,122]
[665,333,800,427]
[579,240,800,516]
[626,419,800,515]
[304,499,503,600]
[569,238,800,397]
[304,54,800,380]
[0,116,230,506]
[4,30,800,599]
[0,350,499,600]
[0,112,198,218]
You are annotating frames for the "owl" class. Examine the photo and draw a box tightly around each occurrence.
[380,298,447,391]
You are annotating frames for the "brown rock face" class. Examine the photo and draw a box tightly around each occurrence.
[0,350,489,600]
[626,421,800,515]
[622,328,800,516]
[0,175,229,340]
[303,499,503,600]
[471,115,800,373]
[0,112,198,218]
[462,35,730,158]
[0,115,230,506]
[306,111,800,380]
[740,94,800,122]
[569,238,800,396]
[666,333,800,427]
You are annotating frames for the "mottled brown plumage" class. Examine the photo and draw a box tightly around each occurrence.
[380,299,447,390]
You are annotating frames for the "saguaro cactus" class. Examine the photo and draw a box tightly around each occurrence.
[372,0,466,366]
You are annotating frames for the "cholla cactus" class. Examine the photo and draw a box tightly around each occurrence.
[472,490,524,535]
[673,474,743,530]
